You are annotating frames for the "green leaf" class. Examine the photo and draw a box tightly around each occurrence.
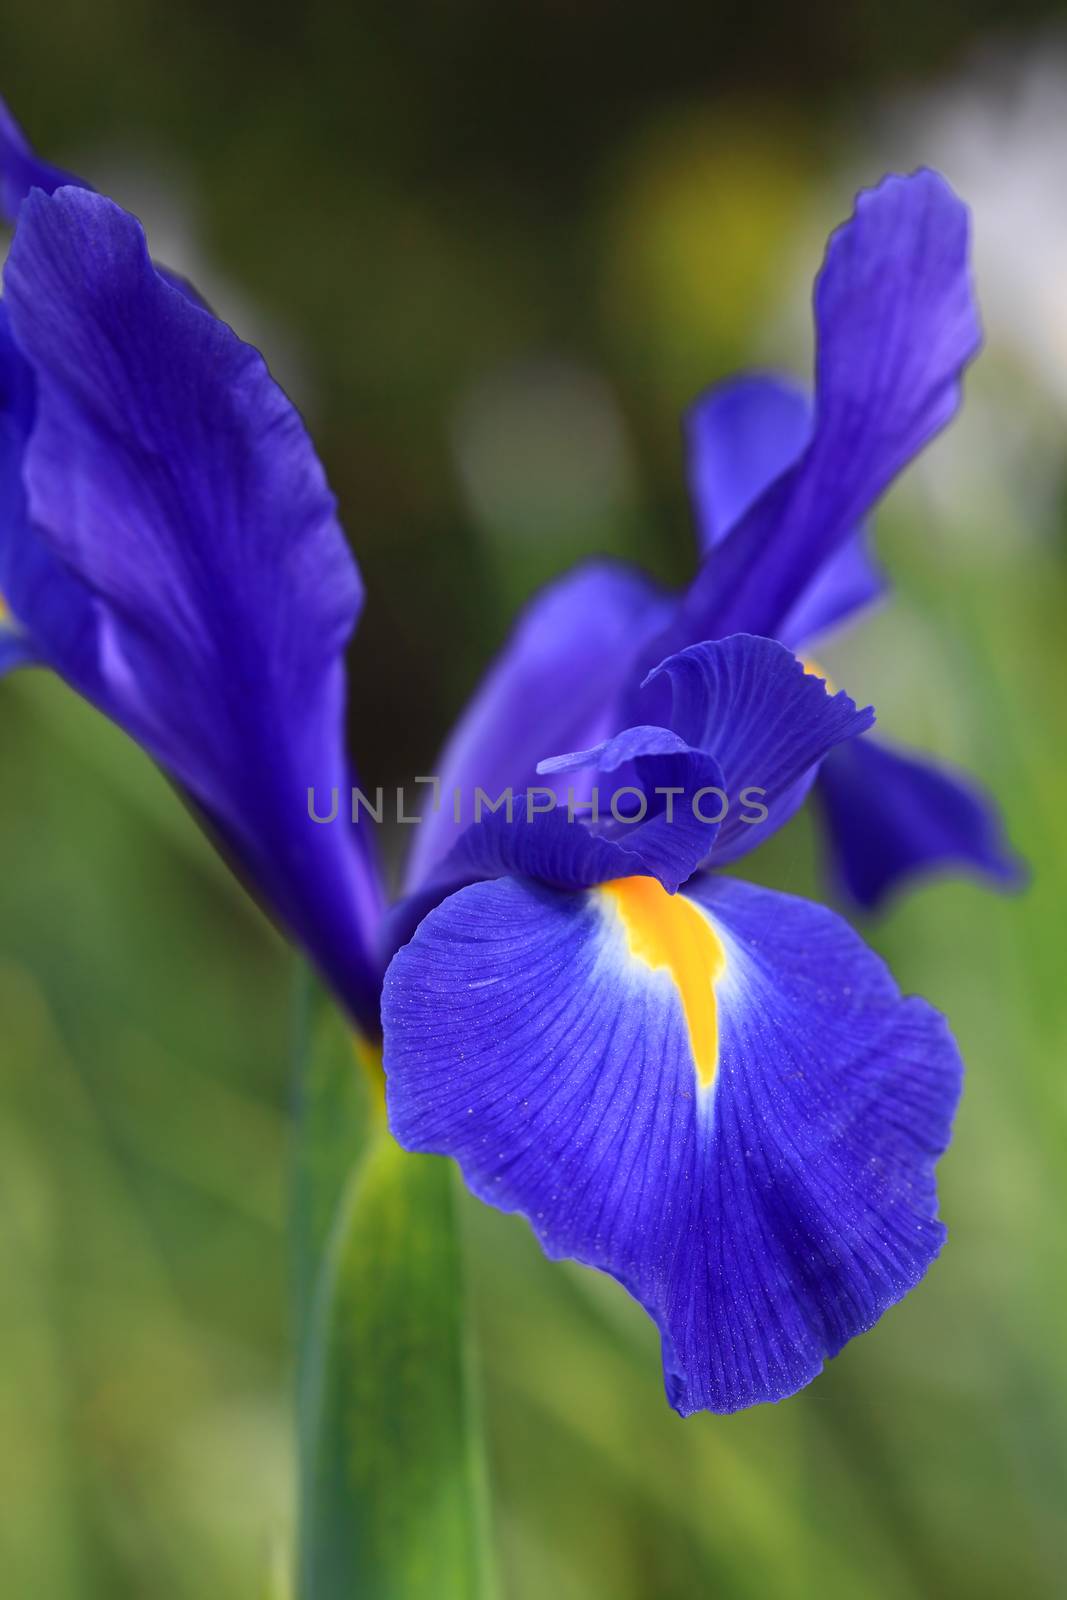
[292,974,494,1600]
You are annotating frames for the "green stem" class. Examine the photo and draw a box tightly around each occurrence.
[290,971,495,1600]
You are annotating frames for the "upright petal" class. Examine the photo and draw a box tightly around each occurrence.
[776,532,885,650]
[0,522,102,686]
[387,633,873,956]
[684,374,885,649]
[0,95,90,222]
[0,303,35,678]
[0,302,102,686]
[3,187,384,1028]
[675,171,979,645]
[816,735,1023,910]
[383,873,962,1415]
[685,374,810,556]
[645,634,874,862]
[0,300,33,484]
[432,725,726,896]
[0,624,32,674]
[404,561,670,892]
[384,723,724,965]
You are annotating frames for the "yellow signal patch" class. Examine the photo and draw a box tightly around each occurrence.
[602,876,726,1089]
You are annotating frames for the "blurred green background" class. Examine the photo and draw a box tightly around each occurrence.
[2,2,1066,1595]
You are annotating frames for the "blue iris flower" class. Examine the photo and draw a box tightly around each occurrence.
[380,168,987,1413]
[0,104,982,1411]
[403,172,1022,914]
[382,639,962,1414]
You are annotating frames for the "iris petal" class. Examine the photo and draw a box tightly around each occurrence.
[675,171,979,645]
[685,374,811,555]
[683,374,885,648]
[389,632,873,957]
[817,735,1024,910]
[0,95,89,223]
[0,582,35,674]
[778,534,885,650]
[0,303,103,687]
[3,187,383,1028]
[645,633,874,862]
[434,724,726,895]
[383,872,962,1414]
[406,173,972,913]
[405,560,670,892]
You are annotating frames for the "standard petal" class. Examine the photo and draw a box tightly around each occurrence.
[776,532,885,649]
[404,560,671,892]
[676,171,979,644]
[0,626,32,674]
[400,634,874,941]
[382,872,962,1415]
[0,304,36,678]
[684,373,885,649]
[685,374,811,556]
[0,526,103,686]
[434,724,726,895]
[645,634,874,862]
[816,735,1023,910]
[3,187,384,1028]
[0,95,90,222]
[0,303,103,686]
